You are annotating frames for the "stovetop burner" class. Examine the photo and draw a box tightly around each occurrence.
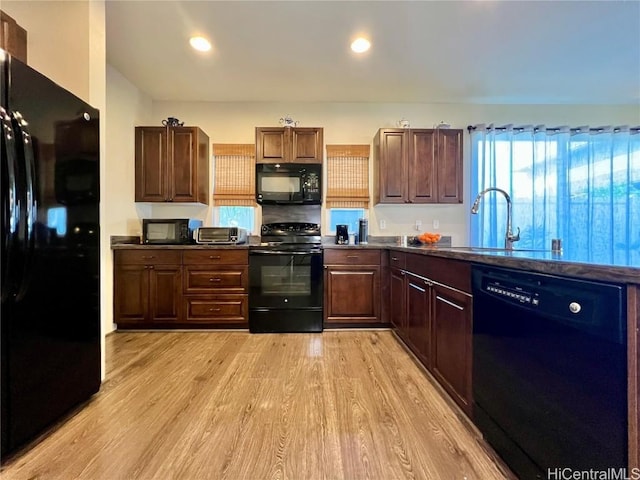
[261,222,321,235]
[260,222,322,246]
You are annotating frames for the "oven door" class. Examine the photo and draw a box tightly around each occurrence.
[249,249,323,308]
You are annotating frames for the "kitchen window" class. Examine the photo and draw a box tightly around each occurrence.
[470,124,640,264]
[217,206,255,233]
[212,143,256,233]
[328,208,365,234]
[325,144,370,234]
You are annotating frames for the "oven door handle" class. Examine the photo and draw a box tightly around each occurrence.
[250,249,322,255]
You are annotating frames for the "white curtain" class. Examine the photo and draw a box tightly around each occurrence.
[470,124,640,265]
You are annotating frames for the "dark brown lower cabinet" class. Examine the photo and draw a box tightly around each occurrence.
[431,282,472,415]
[324,249,382,327]
[113,248,249,329]
[405,272,432,366]
[114,250,183,327]
[182,250,249,328]
[389,267,406,331]
[388,251,473,416]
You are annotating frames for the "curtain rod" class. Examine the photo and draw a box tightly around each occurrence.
[467,125,640,134]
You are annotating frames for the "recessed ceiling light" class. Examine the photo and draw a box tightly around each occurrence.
[351,37,371,53]
[189,36,212,52]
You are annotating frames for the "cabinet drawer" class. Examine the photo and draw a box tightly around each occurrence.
[183,266,248,293]
[184,295,247,323]
[389,251,406,270]
[183,249,248,265]
[324,249,380,265]
[115,249,181,265]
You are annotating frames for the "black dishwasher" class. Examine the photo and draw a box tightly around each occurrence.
[472,265,627,479]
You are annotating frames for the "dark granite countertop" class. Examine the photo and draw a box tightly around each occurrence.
[388,245,640,284]
[111,236,639,284]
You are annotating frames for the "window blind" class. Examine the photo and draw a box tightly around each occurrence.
[212,144,256,206]
[325,144,370,208]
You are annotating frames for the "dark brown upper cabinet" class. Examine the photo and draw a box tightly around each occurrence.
[1,10,27,63]
[373,128,463,204]
[255,127,323,164]
[135,126,209,204]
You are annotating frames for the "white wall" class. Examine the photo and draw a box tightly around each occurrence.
[102,65,153,334]
[2,0,91,102]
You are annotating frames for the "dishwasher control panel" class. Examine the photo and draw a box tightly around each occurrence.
[485,282,540,306]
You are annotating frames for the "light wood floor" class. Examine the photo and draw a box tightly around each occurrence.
[1,330,512,480]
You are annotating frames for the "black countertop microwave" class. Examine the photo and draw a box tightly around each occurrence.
[256,163,321,205]
[142,219,202,244]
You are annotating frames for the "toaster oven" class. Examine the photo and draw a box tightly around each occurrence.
[195,227,248,245]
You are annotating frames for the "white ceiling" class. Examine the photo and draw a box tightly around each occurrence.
[106,0,640,105]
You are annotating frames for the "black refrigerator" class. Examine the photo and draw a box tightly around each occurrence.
[1,52,101,457]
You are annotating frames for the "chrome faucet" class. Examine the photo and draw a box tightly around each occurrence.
[471,187,520,250]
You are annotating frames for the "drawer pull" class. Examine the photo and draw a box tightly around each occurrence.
[141,255,155,259]
[346,255,359,259]
[391,256,398,261]
[209,255,222,260]
[208,308,221,312]
[209,278,221,282]
[436,295,464,311]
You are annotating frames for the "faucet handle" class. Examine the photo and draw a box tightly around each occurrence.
[510,227,521,242]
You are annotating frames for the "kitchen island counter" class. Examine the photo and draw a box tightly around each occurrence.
[386,245,640,284]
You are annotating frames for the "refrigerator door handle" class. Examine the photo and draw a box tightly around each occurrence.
[11,111,37,302]
[1,106,20,302]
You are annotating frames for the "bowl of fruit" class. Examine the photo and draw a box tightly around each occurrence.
[415,232,442,245]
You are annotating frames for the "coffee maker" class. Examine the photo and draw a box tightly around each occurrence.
[335,225,349,244]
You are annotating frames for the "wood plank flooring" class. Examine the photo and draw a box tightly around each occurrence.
[1,330,512,480]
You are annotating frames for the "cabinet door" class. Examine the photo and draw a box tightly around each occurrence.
[409,129,437,203]
[291,128,323,163]
[170,127,198,202]
[0,11,27,63]
[431,283,472,415]
[377,129,408,203]
[437,129,463,203]
[324,266,381,324]
[114,264,149,325]
[406,274,432,365]
[148,265,183,322]
[135,127,168,201]
[389,268,406,331]
[256,128,287,163]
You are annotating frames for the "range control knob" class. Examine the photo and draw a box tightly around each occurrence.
[568,302,582,314]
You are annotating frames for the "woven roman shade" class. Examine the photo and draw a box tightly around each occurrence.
[325,145,370,208]
[212,144,256,206]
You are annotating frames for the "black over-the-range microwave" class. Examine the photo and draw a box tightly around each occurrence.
[142,219,202,244]
[256,163,321,205]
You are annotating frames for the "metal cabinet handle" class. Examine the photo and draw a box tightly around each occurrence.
[209,308,221,312]
[391,256,398,261]
[435,295,464,311]
[346,255,359,259]
[141,255,155,259]
[209,278,221,282]
[209,255,221,260]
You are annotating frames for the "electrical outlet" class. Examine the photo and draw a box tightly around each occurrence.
[415,220,422,231]
[433,219,440,229]
[379,219,386,230]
